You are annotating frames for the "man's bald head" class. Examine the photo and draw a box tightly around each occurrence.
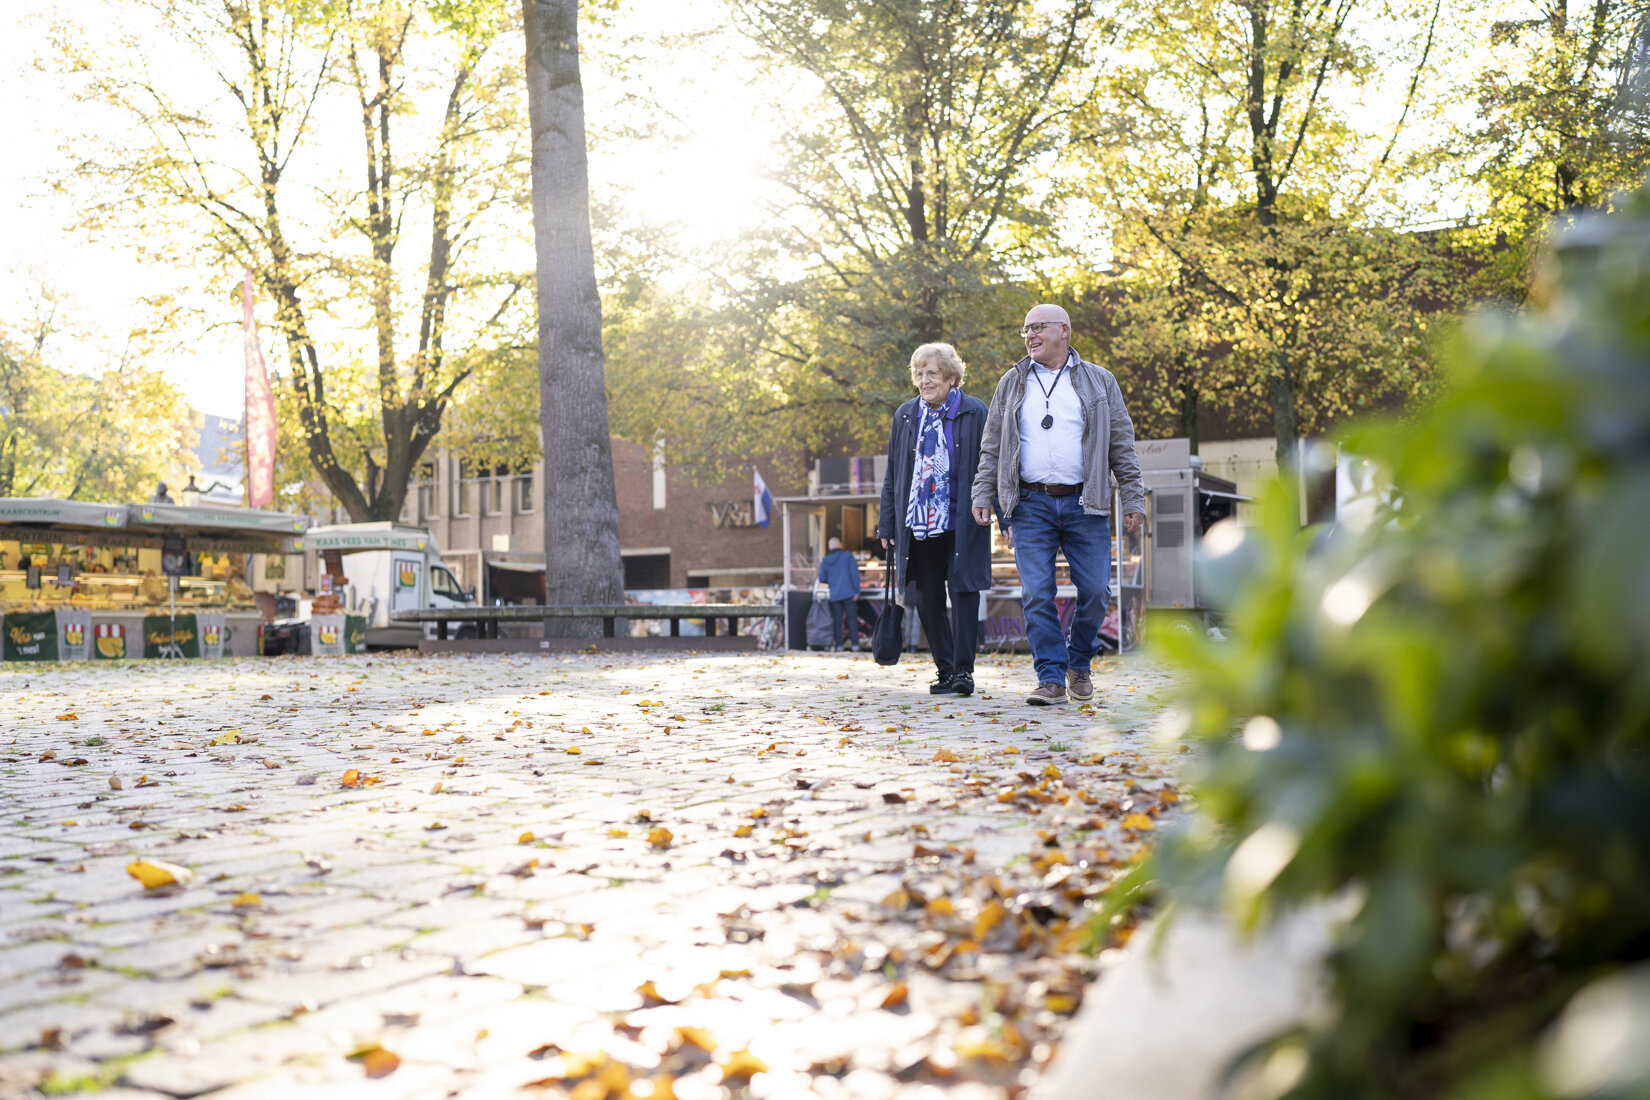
[1022,303,1072,368]
[1025,304,1070,326]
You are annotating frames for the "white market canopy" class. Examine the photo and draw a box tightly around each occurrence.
[0,498,129,528]
[125,503,310,537]
[0,498,310,552]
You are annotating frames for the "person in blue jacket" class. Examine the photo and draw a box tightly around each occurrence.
[877,342,993,696]
[815,537,862,650]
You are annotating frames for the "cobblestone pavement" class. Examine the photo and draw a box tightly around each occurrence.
[0,650,1182,1100]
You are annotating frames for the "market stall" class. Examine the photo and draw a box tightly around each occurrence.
[0,498,308,661]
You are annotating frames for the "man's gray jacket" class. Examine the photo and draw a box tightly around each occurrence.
[971,354,1147,522]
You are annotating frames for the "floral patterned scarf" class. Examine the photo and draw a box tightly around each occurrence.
[905,388,958,539]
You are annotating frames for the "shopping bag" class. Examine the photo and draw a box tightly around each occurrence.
[872,565,903,666]
[805,596,835,648]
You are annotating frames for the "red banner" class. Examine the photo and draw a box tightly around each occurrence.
[242,270,277,508]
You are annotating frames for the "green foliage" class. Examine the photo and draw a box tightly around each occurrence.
[1466,0,1650,301]
[0,320,197,503]
[1147,178,1650,1097]
[1079,0,1458,460]
[62,0,535,521]
[613,0,1092,474]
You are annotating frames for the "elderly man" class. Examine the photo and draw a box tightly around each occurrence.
[815,536,862,650]
[972,304,1146,705]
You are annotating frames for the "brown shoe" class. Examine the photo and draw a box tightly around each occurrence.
[1067,667,1094,702]
[1025,682,1067,706]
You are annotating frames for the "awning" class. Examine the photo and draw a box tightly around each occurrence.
[487,559,545,573]
[300,523,433,553]
[128,503,310,536]
[0,499,129,528]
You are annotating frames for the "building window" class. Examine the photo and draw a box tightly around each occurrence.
[452,459,473,517]
[622,552,671,590]
[482,467,505,516]
[517,472,535,513]
[416,463,437,522]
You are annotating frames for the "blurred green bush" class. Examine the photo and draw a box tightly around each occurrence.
[1143,179,1650,1099]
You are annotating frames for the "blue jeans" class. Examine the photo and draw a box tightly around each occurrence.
[829,598,858,648]
[1010,492,1112,686]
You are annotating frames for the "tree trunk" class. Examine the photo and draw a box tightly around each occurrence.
[1177,365,1199,454]
[524,0,625,633]
[1271,349,1298,469]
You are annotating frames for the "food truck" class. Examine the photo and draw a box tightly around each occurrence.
[298,522,476,649]
[0,498,308,661]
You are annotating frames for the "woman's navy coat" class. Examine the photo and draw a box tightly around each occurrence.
[876,391,994,596]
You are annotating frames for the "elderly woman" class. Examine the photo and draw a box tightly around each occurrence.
[877,343,994,696]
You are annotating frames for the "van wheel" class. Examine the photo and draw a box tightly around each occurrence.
[455,626,477,641]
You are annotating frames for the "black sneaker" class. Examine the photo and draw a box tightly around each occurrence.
[928,676,956,695]
[949,673,975,697]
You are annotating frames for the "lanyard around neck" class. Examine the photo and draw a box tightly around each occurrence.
[1030,358,1067,430]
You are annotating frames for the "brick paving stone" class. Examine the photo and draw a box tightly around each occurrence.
[0,650,1183,1097]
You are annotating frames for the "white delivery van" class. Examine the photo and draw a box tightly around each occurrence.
[303,523,476,647]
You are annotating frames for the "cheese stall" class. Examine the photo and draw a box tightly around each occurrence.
[0,498,309,661]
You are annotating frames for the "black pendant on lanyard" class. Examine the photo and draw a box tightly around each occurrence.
[1031,361,1067,430]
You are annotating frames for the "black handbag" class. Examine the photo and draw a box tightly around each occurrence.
[871,561,904,665]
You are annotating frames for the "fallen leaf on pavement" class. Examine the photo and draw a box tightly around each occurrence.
[360,1046,400,1078]
[719,1049,768,1082]
[127,859,193,891]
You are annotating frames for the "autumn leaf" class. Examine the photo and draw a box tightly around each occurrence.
[638,979,679,1006]
[881,980,909,1009]
[647,827,674,849]
[974,899,1006,940]
[230,892,262,908]
[566,746,582,755]
[208,730,242,746]
[55,713,77,721]
[359,1046,400,1078]
[340,769,361,787]
[1121,812,1155,831]
[733,824,754,838]
[127,859,193,890]
[672,1026,717,1053]
[518,831,535,844]
[932,749,959,762]
[719,1049,768,1082]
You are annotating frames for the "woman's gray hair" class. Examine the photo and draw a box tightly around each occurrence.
[909,342,966,388]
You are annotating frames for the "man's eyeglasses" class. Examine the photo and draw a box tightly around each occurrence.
[1019,321,1065,337]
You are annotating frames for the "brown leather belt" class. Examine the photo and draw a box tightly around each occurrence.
[1020,480,1082,497]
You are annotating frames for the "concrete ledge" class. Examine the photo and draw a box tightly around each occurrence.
[418,636,762,654]
[1039,905,1336,1100]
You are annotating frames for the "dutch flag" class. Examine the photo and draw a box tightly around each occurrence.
[753,468,772,528]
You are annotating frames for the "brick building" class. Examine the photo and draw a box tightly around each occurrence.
[398,438,785,600]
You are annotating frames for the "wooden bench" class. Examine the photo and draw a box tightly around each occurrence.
[390,603,784,642]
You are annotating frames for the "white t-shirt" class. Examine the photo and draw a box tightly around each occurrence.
[1017,356,1084,484]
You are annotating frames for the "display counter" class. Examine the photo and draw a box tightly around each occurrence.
[0,499,307,661]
